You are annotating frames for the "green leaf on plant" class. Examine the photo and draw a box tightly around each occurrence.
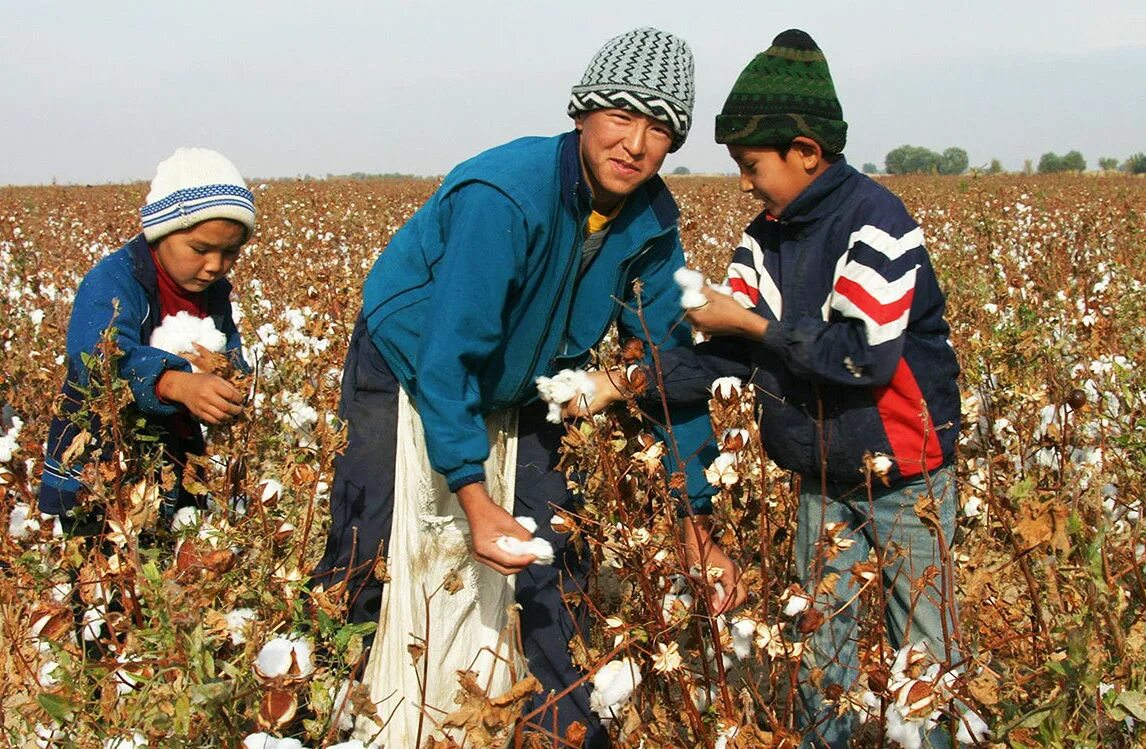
[334,620,376,652]
[1114,691,1146,721]
[37,692,75,722]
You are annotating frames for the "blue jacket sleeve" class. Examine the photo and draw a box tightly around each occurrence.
[67,264,189,416]
[411,183,529,489]
[618,234,718,514]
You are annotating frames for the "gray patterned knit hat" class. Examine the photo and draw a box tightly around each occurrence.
[567,27,695,152]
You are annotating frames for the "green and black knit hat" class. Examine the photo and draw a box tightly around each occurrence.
[715,29,847,153]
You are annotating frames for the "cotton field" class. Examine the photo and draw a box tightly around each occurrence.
[1,173,1143,748]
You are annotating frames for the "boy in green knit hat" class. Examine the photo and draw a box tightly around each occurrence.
[582,29,972,747]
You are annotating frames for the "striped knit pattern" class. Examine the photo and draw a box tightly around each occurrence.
[568,27,694,151]
[141,185,255,242]
[715,29,847,153]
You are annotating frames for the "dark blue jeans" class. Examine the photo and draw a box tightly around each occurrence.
[314,317,605,747]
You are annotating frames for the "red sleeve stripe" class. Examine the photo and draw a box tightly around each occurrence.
[728,276,760,304]
[874,358,946,476]
[834,275,915,326]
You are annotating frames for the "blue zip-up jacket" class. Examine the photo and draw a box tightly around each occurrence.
[653,159,960,485]
[361,131,716,508]
[39,235,245,514]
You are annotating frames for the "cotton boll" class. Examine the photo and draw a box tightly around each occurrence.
[680,288,708,309]
[536,369,597,423]
[710,377,743,400]
[590,657,643,720]
[149,312,226,369]
[8,502,40,539]
[243,735,305,749]
[515,516,539,534]
[103,733,148,749]
[34,722,65,748]
[170,506,201,532]
[954,707,990,744]
[225,608,257,646]
[330,680,361,733]
[254,635,314,680]
[884,705,924,749]
[496,534,555,565]
[730,617,756,660]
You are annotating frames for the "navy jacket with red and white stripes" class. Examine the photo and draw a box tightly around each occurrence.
[658,158,960,485]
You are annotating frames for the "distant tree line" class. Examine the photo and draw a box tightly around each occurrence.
[872,145,1146,176]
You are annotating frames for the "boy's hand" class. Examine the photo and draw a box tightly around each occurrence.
[456,483,535,575]
[685,287,768,340]
[680,515,747,614]
[561,370,624,418]
[157,370,245,424]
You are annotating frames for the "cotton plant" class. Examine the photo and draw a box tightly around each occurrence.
[849,642,990,747]
[0,413,23,462]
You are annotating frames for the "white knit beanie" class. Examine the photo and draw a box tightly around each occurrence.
[140,148,256,243]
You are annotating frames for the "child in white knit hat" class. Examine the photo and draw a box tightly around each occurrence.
[40,147,256,521]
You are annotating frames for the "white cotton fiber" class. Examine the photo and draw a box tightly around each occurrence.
[495,517,555,565]
[590,657,643,720]
[536,369,596,424]
[150,312,227,369]
[674,267,708,309]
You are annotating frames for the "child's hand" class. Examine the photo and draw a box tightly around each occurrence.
[685,287,769,340]
[157,370,245,424]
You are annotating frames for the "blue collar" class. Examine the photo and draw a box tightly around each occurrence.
[779,156,857,225]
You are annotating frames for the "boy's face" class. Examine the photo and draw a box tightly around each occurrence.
[576,108,674,213]
[728,143,820,218]
[154,219,246,292]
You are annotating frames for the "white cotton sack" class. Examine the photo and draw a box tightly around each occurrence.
[150,311,227,370]
[495,516,555,565]
[536,369,596,424]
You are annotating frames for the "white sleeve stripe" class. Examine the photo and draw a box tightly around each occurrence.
[830,297,912,345]
[847,225,924,261]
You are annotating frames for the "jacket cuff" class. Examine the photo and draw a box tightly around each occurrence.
[447,469,486,494]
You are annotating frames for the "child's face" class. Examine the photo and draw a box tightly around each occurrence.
[154,219,246,292]
[576,108,674,213]
[727,144,818,218]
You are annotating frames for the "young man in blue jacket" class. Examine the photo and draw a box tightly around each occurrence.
[586,30,962,748]
[314,27,743,745]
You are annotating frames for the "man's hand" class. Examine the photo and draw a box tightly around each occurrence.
[456,483,536,575]
[560,370,624,418]
[685,287,768,340]
[680,515,747,614]
[156,370,244,424]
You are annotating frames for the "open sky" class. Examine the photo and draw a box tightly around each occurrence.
[2,0,1144,184]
